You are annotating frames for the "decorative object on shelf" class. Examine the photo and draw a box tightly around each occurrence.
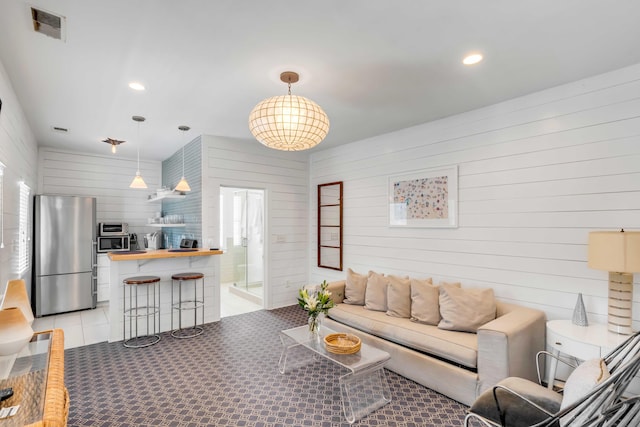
[129,115,147,189]
[572,293,588,327]
[588,228,640,335]
[298,280,334,335]
[0,307,34,356]
[249,71,330,151]
[174,125,191,192]
[389,165,459,228]
[324,332,361,354]
[102,137,125,154]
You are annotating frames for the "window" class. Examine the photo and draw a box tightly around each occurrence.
[19,182,30,273]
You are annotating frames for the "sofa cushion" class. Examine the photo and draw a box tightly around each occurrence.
[344,268,367,305]
[365,271,389,312]
[410,278,445,325]
[386,275,411,318]
[329,303,479,369]
[438,284,496,333]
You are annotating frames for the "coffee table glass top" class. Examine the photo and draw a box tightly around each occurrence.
[280,325,390,372]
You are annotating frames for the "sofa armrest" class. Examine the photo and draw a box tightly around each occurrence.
[326,280,346,305]
[476,305,546,396]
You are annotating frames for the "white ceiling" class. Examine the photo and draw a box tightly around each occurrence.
[1,0,640,161]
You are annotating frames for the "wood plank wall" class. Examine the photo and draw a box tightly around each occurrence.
[0,60,38,291]
[309,63,640,328]
[201,135,309,309]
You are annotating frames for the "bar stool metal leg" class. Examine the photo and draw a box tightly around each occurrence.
[171,272,205,338]
[123,275,161,348]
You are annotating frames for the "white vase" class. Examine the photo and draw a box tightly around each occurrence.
[0,307,34,356]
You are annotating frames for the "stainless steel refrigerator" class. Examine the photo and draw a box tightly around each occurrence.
[33,195,97,317]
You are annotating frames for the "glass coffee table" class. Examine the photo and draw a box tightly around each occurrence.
[279,325,391,424]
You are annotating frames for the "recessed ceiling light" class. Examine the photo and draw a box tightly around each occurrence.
[463,53,483,65]
[128,82,145,91]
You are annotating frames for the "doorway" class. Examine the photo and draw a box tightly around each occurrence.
[219,187,264,317]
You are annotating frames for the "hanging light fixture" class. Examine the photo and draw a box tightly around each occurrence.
[248,71,329,151]
[102,137,125,154]
[174,125,191,193]
[129,115,147,189]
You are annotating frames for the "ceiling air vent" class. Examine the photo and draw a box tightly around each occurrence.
[31,7,66,41]
[51,126,69,133]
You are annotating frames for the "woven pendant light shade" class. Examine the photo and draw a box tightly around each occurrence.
[249,72,329,151]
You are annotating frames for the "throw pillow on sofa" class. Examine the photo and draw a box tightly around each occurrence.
[365,271,389,311]
[386,275,411,318]
[438,284,496,333]
[344,268,367,305]
[410,279,456,325]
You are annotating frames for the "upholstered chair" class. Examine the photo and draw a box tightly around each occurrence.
[464,332,640,427]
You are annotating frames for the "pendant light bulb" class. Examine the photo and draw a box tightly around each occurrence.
[112,144,117,154]
[129,116,147,189]
[174,125,191,192]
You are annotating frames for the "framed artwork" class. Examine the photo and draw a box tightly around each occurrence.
[388,165,458,228]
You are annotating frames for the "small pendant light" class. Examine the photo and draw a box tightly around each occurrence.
[102,138,125,154]
[173,125,191,192]
[129,115,147,189]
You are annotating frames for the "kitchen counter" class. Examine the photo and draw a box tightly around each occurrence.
[106,248,222,342]
[108,248,223,261]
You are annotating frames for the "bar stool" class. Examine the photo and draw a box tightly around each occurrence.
[122,275,161,348]
[171,272,205,338]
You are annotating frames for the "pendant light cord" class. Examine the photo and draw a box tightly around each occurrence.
[136,121,141,173]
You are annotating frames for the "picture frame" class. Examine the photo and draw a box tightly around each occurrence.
[388,165,458,228]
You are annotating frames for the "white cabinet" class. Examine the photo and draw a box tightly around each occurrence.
[97,254,110,302]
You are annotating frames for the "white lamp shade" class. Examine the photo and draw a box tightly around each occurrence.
[249,94,329,151]
[588,231,640,272]
[174,177,191,192]
[129,172,147,189]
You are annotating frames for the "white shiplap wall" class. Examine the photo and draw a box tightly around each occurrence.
[201,135,309,309]
[309,62,640,329]
[38,148,162,300]
[38,148,161,233]
[0,59,38,293]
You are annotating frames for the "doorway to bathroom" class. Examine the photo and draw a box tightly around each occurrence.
[219,187,264,317]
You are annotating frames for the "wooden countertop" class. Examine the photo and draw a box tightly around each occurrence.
[108,248,223,261]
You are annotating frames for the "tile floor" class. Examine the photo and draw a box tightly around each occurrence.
[31,304,110,350]
[32,284,263,349]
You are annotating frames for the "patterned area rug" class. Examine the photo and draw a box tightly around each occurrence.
[65,306,469,426]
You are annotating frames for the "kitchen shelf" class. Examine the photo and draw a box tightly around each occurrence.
[148,223,186,228]
[147,194,186,202]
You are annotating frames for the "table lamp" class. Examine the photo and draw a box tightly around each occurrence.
[588,229,640,335]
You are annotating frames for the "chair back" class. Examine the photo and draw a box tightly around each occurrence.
[542,332,640,427]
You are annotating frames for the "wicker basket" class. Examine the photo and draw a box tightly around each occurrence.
[324,333,361,354]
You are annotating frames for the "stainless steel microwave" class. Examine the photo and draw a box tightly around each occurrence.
[99,222,129,236]
[97,235,130,253]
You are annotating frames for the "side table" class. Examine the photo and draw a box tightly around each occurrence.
[545,320,628,389]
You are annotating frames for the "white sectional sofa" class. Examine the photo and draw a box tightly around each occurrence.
[323,277,546,406]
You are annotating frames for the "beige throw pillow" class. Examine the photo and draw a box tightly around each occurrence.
[560,358,610,426]
[344,268,367,305]
[365,271,389,312]
[409,278,439,325]
[386,275,411,318]
[437,284,496,332]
